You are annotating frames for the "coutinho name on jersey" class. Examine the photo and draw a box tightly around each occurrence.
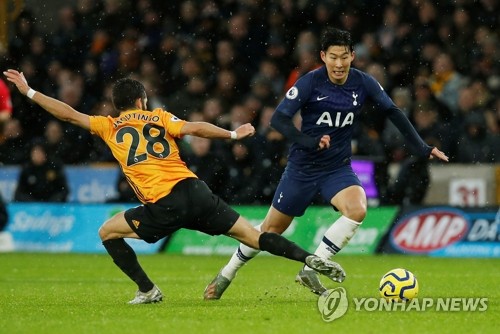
[113,113,160,128]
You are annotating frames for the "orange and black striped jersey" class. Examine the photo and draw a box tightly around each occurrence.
[89,108,197,204]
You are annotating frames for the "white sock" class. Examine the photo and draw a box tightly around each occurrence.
[304,216,361,271]
[221,223,263,280]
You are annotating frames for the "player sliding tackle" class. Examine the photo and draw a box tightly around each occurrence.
[204,27,448,299]
[4,69,346,304]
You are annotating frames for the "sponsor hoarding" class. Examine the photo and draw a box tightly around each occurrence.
[165,206,397,255]
[3,203,161,253]
[379,206,500,257]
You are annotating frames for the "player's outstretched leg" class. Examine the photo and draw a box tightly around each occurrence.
[296,216,358,294]
[102,238,162,304]
[203,242,261,300]
[204,224,263,300]
[203,272,232,300]
[255,231,346,284]
[295,269,327,295]
[296,256,346,295]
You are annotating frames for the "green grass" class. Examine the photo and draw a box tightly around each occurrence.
[0,253,498,334]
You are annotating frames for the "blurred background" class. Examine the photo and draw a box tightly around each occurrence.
[0,0,498,256]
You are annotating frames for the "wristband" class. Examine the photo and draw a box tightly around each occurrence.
[27,88,37,99]
[230,131,237,140]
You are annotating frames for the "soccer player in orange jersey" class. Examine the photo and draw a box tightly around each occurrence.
[4,69,346,304]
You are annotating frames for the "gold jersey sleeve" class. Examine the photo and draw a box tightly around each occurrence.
[89,108,197,203]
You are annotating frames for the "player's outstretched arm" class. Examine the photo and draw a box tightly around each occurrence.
[3,69,90,130]
[429,147,449,162]
[180,121,255,140]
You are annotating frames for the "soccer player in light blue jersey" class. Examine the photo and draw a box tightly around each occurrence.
[204,27,449,299]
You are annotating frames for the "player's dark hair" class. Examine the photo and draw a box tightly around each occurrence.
[112,78,147,111]
[320,27,354,52]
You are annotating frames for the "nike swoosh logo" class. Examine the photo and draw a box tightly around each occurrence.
[316,96,328,101]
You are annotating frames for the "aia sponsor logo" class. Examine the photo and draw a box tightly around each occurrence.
[390,208,470,253]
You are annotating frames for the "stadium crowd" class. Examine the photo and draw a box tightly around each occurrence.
[0,0,499,205]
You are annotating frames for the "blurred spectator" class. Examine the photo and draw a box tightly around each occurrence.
[228,103,256,131]
[225,12,265,73]
[196,1,221,42]
[106,170,137,203]
[411,0,439,55]
[135,4,164,55]
[116,28,142,77]
[201,96,228,128]
[0,118,28,165]
[411,102,453,154]
[353,123,386,159]
[55,69,94,163]
[11,57,51,141]
[28,35,52,72]
[264,7,289,67]
[51,5,90,70]
[41,60,63,98]
[76,0,103,32]
[284,30,322,92]
[491,97,500,134]
[165,75,208,120]
[474,0,499,29]
[8,10,36,62]
[382,87,413,162]
[428,52,468,115]
[96,0,130,39]
[361,62,393,135]
[383,155,430,205]
[448,6,475,72]
[42,120,73,163]
[455,112,499,163]
[247,75,276,108]
[376,5,402,58]
[253,58,286,99]
[471,26,500,84]
[338,5,364,42]
[222,139,260,205]
[212,39,249,95]
[384,102,450,205]
[456,85,481,122]
[352,34,374,72]
[88,100,116,163]
[82,57,104,104]
[211,69,240,111]
[176,0,199,36]
[251,105,287,204]
[183,136,228,198]
[14,141,69,202]
[140,76,166,111]
[413,75,453,123]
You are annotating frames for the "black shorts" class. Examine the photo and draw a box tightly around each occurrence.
[124,178,240,243]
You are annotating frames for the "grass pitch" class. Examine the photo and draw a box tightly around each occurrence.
[0,253,498,334]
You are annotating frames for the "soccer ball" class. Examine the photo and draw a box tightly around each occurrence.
[379,268,419,302]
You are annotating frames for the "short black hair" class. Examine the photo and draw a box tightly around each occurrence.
[320,27,354,52]
[112,78,146,111]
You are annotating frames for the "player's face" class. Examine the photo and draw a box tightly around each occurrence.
[321,45,355,85]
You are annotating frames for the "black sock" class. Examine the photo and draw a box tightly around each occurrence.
[102,239,154,292]
[258,232,311,263]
